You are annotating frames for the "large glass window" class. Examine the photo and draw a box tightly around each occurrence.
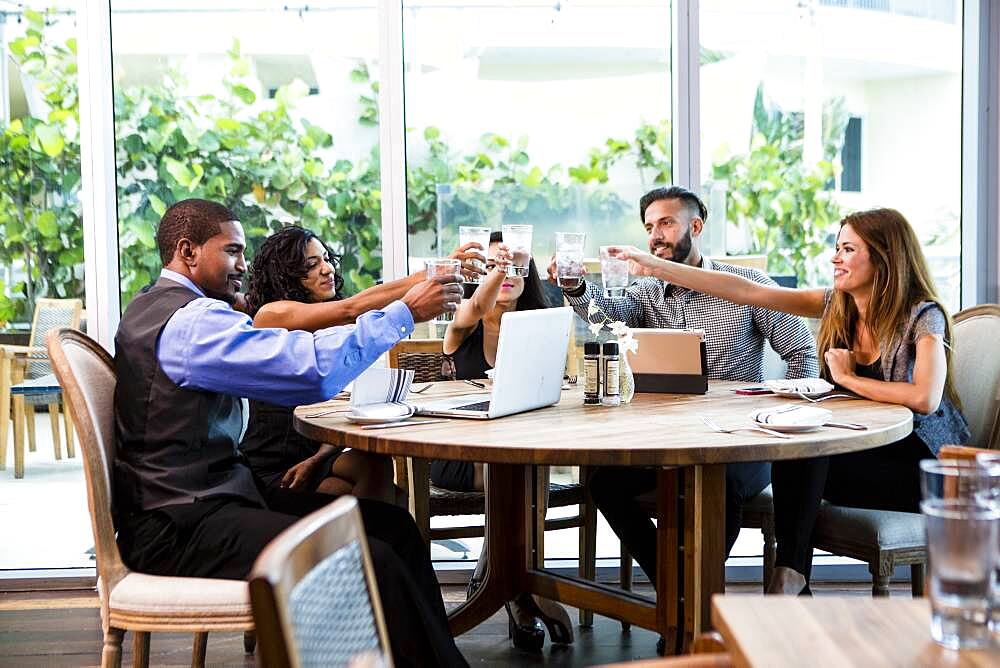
[0,5,90,570]
[700,0,963,309]
[111,1,382,310]
[402,1,673,565]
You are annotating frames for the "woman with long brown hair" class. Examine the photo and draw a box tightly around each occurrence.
[607,208,970,594]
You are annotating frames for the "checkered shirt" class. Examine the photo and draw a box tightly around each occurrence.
[565,258,819,382]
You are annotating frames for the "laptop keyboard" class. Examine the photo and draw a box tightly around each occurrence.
[456,400,491,412]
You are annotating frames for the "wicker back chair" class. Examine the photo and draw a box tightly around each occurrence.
[0,297,83,477]
[387,337,602,625]
[250,496,392,668]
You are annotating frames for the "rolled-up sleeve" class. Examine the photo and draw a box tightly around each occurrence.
[157,298,415,406]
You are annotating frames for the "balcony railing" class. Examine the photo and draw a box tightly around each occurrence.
[818,0,958,24]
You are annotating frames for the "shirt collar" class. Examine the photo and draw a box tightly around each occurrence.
[160,269,205,298]
[664,255,711,297]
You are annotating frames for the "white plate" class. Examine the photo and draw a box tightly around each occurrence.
[763,378,834,398]
[344,403,415,425]
[749,406,831,433]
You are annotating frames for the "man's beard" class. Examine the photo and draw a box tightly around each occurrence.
[650,227,693,264]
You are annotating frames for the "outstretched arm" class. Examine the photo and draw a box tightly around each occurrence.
[607,246,827,319]
[443,245,511,355]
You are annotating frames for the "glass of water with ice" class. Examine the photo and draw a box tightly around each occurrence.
[501,225,533,277]
[555,232,586,289]
[599,246,628,298]
[459,226,491,284]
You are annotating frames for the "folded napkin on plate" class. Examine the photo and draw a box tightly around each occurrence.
[348,402,414,420]
[350,367,415,407]
[750,405,832,427]
[763,378,834,395]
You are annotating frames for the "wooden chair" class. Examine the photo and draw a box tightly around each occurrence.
[599,632,731,666]
[46,329,256,668]
[0,298,82,478]
[743,304,1000,596]
[249,496,392,668]
[387,338,602,625]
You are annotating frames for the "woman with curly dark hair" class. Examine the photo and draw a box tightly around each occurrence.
[241,225,484,503]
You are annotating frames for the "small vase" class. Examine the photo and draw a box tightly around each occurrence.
[619,354,635,404]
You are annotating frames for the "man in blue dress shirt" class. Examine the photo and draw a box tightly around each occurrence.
[113,198,467,667]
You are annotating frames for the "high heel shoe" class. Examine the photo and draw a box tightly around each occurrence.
[529,595,574,644]
[505,601,545,652]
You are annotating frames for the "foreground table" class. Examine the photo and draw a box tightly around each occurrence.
[295,381,911,652]
[712,595,1000,667]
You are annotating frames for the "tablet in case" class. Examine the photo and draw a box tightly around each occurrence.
[625,328,708,394]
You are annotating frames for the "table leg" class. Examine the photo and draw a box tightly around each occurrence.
[657,467,682,654]
[448,462,527,636]
[681,463,727,647]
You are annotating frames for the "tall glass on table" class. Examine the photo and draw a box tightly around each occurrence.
[599,246,628,298]
[977,451,1000,634]
[425,258,462,323]
[920,459,1000,649]
[501,225,532,277]
[459,226,491,284]
[555,232,586,289]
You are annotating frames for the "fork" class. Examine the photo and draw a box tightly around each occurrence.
[700,415,791,439]
[303,407,351,419]
[796,392,855,403]
[410,383,433,394]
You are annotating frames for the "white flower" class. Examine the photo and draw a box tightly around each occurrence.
[608,321,630,337]
[588,322,605,337]
[620,332,639,355]
[587,300,600,316]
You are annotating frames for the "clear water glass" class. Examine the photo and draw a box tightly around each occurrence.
[599,246,628,298]
[424,258,462,322]
[922,497,999,649]
[555,231,586,289]
[977,452,1000,632]
[459,226,491,283]
[501,224,532,277]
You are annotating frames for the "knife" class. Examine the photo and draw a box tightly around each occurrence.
[824,422,868,431]
[361,419,448,430]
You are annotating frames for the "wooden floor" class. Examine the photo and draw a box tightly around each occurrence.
[0,581,913,667]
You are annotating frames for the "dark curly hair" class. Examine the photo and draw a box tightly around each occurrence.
[244,226,343,317]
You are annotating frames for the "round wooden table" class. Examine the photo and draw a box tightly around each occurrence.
[295,381,912,652]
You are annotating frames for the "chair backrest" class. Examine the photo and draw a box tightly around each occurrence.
[45,329,129,601]
[249,497,392,668]
[387,339,447,383]
[28,298,83,378]
[952,305,1000,448]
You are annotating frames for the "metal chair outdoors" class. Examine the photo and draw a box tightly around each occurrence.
[249,496,392,668]
[47,328,255,668]
[0,298,82,478]
[741,305,1000,596]
[387,338,602,625]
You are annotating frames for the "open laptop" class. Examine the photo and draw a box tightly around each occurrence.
[416,306,573,419]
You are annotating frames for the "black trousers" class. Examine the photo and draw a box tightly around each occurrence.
[117,488,467,668]
[587,461,770,585]
[771,433,931,579]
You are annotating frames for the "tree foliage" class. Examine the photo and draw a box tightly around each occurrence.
[0,12,845,325]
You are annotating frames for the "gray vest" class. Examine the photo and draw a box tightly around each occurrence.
[113,278,263,515]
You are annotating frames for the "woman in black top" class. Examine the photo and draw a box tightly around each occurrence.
[435,232,571,651]
[241,226,483,503]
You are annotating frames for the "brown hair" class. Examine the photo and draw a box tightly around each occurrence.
[815,208,960,408]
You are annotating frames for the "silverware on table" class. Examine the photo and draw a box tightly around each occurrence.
[303,408,351,418]
[361,419,448,430]
[797,392,855,403]
[700,415,791,439]
[823,421,868,430]
[410,383,433,394]
[463,379,487,389]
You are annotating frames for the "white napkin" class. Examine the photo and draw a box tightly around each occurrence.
[750,405,831,427]
[763,378,834,395]
[350,367,415,407]
[348,402,414,420]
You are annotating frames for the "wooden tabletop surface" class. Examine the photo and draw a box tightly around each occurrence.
[294,380,912,467]
[712,595,1000,667]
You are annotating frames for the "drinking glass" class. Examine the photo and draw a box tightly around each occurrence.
[555,232,586,289]
[977,452,1000,631]
[501,224,533,277]
[599,246,628,298]
[922,497,999,649]
[459,226,491,284]
[424,258,462,323]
